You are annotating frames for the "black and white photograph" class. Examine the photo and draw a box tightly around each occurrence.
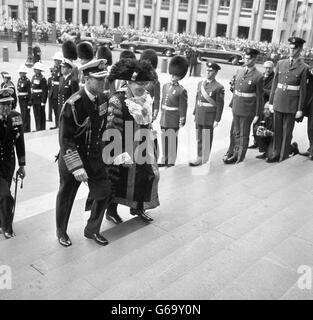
[0,0,313,303]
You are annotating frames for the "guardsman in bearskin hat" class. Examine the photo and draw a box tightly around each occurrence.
[48,52,63,128]
[267,37,308,162]
[0,88,26,239]
[62,40,79,83]
[31,62,48,131]
[56,59,117,247]
[57,59,79,126]
[77,41,95,89]
[17,65,32,133]
[190,62,225,166]
[1,72,17,110]
[96,45,114,95]
[224,48,264,164]
[159,55,189,167]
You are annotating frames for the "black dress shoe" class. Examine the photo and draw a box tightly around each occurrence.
[299,151,310,157]
[130,208,154,222]
[256,153,267,160]
[224,155,237,164]
[106,211,123,224]
[266,156,279,163]
[3,232,15,239]
[248,143,258,149]
[189,159,202,167]
[291,142,299,156]
[158,163,167,167]
[222,153,232,163]
[50,126,57,130]
[84,232,109,246]
[57,234,72,247]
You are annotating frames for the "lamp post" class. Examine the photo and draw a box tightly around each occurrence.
[25,0,34,67]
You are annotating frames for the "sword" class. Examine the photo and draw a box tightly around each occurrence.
[12,171,24,220]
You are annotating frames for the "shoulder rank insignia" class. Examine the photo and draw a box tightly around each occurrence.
[12,116,23,126]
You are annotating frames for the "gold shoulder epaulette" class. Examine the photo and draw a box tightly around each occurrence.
[65,92,81,106]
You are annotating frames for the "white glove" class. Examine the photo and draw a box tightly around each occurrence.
[41,103,45,106]
[252,116,259,125]
[267,103,274,113]
[213,121,219,129]
[73,168,88,182]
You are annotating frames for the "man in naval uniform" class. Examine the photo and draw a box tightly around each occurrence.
[189,62,225,166]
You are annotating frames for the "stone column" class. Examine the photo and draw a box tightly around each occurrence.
[171,0,179,33]
[56,0,62,22]
[231,0,242,39]
[254,0,266,41]
[209,0,219,37]
[187,0,196,34]
[89,0,95,25]
[137,0,144,29]
[73,0,79,25]
[248,0,259,40]
[94,0,100,25]
[205,0,214,36]
[122,0,129,27]
[43,0,48,22]
[272,0,286,44]
[18,0,25,20]
[226,0,236,38]
[153,0,161,31]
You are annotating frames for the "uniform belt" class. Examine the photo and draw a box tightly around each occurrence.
[52,81,60,85]
[162,105,179,111]
[18,92,28,96]
[235,90,256,98]
[198,101,216,107]
[32,89,43,93]
[277,83,300,91]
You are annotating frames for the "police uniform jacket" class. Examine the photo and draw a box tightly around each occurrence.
[58,74,79,110]
[17,76,32,105]
[59,88,109,180]
[160,82,188,129]
[48,65,62,99]
[0,111,25,183]
[269,57,308,114]
[31,74,48,105]
[194,79,225,127]
[232,66,264,118]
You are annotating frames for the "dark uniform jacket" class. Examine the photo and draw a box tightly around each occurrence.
[263,72,274,103]
[303,69,313,117]
[31,74,48,105]
[0,111,25,184]
[58,74,79,110]
[194,79,225,127]
[17,76,32,105]
[232,66,264,118]
[48,65,62,99]
[160,82,188,129]
[146,78,161,114]
[1,81,17,109]
[59,88,109,178]
[269,57,308,114]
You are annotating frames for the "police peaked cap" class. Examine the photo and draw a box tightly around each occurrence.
[108,59,157,82]
[169,55,189,79]
[244,48,260,57]
[62,40,78,61]
[77,41,94,62]
[206,61,221,71]
[288,37,306,47]
[140,49,158,69]
[0,87,14,103]
[96,46,113,66]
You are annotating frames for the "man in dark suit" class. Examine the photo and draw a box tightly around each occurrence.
[189,62,225,166]
[267,37,308,162]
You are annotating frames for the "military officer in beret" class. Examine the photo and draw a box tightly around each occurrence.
[190,62,225,166]
[159,55,189,167]
[0,88,26,239]
[267,37,308,162]
[48,52,63,129]
[17,65,32,133]
[56,59,116,247]
[31,62,48,131]
[57,59,79,128]
[224,48,264,164]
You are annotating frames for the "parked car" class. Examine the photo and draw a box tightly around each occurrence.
[197,43,244,65]
[120,36,177,57]
[80,36,115,51]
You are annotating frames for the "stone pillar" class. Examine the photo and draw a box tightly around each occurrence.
[73,0,79,25]
[18,0,25,20]
[38,0,43,22]
[254,0,266,41]
[56,0,62,23]
[94,0,100,25]
[226,0,236,38]
[153,0,161,31]
[89,0,95,25]
[171,0,179,33]
[248,0,259,40]
[272,0,286,44]
[205,0,214,36]
[43,0,48,22]
[231,0,242,39]
[106,0,111,26]
[122,0,129,27]
[187,0,196,34]
[137,0,144,29]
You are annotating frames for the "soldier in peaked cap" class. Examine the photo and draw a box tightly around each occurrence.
[0,88,26,239]
[56,59,118,248]
[267,37,308,162]
[190,62,225,166]
[159,55,189,167]
[224,47,264,164]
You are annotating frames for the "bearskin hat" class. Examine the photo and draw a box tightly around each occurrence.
[108,59,156,82]
[97,46,112,66]
[62,40,78,61]
[169,55,189,79]
[140,49,158,69]
[119,49,136,61]
[77,41,94,62]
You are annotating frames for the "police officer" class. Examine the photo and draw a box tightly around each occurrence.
[48,52,63,128]
[57,59,79,127]
[267,37,308,162]
[31,62,48,131]
[17,65,32,133]
[1,72,17,110]
[189,62,225,166]
[56,59,114,247]
[159,55,189,167]
[224,48,264,164]
[0,88,26,239]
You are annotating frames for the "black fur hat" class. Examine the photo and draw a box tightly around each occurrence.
[119,49,136,61]
[77,41,94,62]
[140,49,158,69]
[97,46,112,66]
[108,59,156,82]
[62,40,78,61]
[169,55,189,79]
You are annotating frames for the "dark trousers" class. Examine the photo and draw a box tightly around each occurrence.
[19,100,31,133]
[226,119,235,157]
[189,63,196,76]
[56,158,109,236]
[196,125,214,163]
[33,103,46,131]
[233,114,254,161]
[307,106,313,156]
[49,97,59,126]
[273,111,295,161]
[0,177,14,234]
[16,39,21,52]
[160,127,179,165]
